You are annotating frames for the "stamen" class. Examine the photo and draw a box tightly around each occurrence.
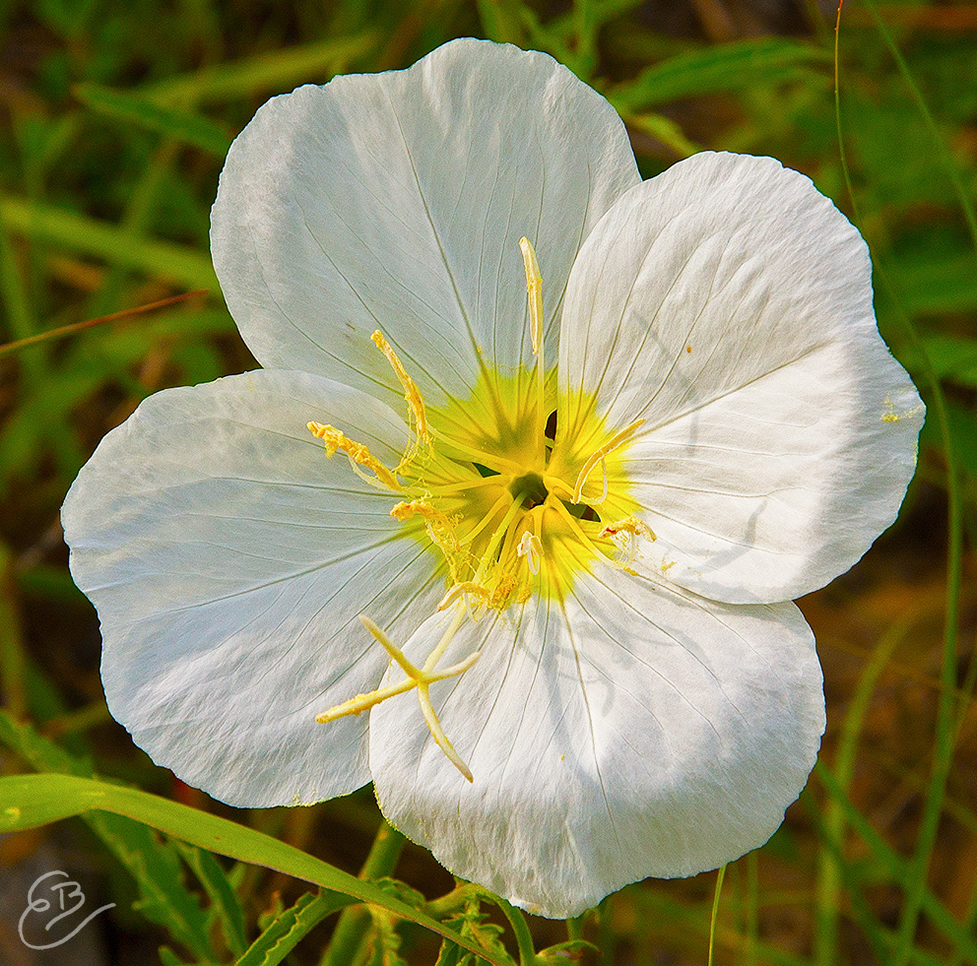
[316,614,478,782]
[600,515,656,566]
[308,422,400,490]
[576,456,608,507]
[519,237,547,455]
[599,515,657,542]
[516,530,543,575]
[457,490,513,548]
[438,581,492,610]
[372,330,430,449]
[519,237,543,355]
[391,500,457,538]
[571,419,645,504]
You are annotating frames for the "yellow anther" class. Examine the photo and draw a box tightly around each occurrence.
[308,421,400,491]
[519,237,543,355]
[316,614,478,782]
[391,499,452,528]
[600,515,656,567]
[372,330,431,449]
[572,419,644,504]
[599,515,656,541]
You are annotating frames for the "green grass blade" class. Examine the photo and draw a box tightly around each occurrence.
[0,712,215,958]
[0,773,509,965]
[74,83,232,155]
[851,7,969,963]
[609,38,829,112]
[834,8,968,962]
[815,764,977,963]
[861,0,977,251]
[707,865,726,966]
[814,611,916,966]
[0,546,27,722]
[143,32,378,106]
[0,194,218,290]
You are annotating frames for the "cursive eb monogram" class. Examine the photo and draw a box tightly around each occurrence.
[17,870,116,950]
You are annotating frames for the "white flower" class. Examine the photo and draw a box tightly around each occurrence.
[62,38,924,918]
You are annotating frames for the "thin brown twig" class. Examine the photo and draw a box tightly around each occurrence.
[0,289,208,358]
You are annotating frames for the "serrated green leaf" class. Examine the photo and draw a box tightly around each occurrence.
[364,907,409,966]
[372,876,427,910]
[436,896,513,966]
[434,937,471,966]
[609,38,829,112]
[99,814,212,958]
[75,83,232,155]
[536,938,599,963]
[0,773,509,966]
[0,708,96,778]
[176,842,247,957]
[237,891,350,966]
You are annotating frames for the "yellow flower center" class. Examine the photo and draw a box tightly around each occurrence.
[309,239,648,780]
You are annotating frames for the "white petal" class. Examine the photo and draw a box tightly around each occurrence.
[369,563,824,918]
[62,370,444,807]
[560,152,923,603]
[211,38,639,410]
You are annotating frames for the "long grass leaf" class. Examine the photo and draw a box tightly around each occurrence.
[609,38,829,112]
[0,772,509,965]
[0,195,218,290]
[75,83,232,155]
[0,712,213,958]
[815,765,977,962]
[143,33,378,106]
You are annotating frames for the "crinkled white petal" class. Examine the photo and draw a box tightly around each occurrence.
[211,38,639,410]
[560,152,923,603]
[369,562,824,918]
[62,370,444,807]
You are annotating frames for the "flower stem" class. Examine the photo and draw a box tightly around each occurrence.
[493,895,539,966]
[320,817,405,966]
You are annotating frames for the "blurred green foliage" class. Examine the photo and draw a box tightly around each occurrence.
[1,1,974,964]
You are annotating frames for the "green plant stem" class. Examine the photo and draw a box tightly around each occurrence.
[424,882,482,919]
[320,818,405,966]
[708,865,726,966]
[493,896,538,966]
